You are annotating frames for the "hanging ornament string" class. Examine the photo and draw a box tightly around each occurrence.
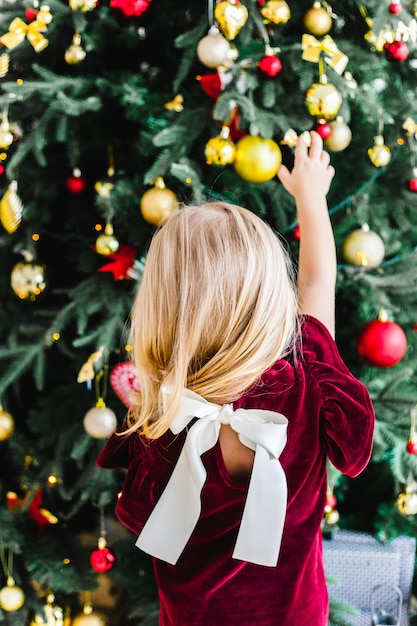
[0,537,13,581]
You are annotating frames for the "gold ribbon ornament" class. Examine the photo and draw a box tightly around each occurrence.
[0,6,53,52]
[301,33,349,74]
[281,129,312,147]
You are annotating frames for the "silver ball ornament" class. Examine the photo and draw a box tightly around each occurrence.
[83,402,117,438]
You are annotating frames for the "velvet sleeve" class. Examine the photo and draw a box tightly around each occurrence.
[301,315,375,477]
[96,427,136,470]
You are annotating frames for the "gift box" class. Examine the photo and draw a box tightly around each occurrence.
[324,530,416,626]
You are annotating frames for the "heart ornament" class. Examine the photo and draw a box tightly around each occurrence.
[110,362,140,409]
[214,0,248,40]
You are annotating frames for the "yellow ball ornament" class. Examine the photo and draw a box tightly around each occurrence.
[29,593,71,625]
[11,260,47,301]
[260,0,291,25]
[233,135,282,183]
[0,405,14,441]
[303,2,332,36]
[95,223,120,256]
[342,224,385,269]
[324,117,352,152]
[140,177,179,226]
[368,135,391,167]
[0,578,25,612]
[72,611,108,626]
[395,485,417,516]
[205,129,236,166]
[305,79,342,120]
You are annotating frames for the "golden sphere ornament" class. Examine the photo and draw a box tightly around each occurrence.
[260,0,291,25]
[395,484,417,516]
[324,117,352,152]
[11,260,47,301]
[305,79,342,120]
[72,607,107,626]
[29,593,71,626]
[303,2,333,36]
[205,128,236,166]
[65,32,86,65]
[95,223,120,256]
[233,135,282,183]
[342,224,385,269]
[0,577,25,612]
[197,27,231,68]
[83,398,117,439]
[368,135,391,167]
[140,177,179,226]
[214,0,248,40]
[0,405,14,441]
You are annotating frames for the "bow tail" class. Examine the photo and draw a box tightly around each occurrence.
[232,446,287,567]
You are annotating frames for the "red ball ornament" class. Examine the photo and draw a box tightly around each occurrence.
[384,40,409,61]
[357,316,407,368]
[25,8,38,20]
[314,121,332,139]
[292,225,300,241]
[408,178,417,192]
[258,55,282,77]
[110,362,140,409]
[66,171,86,194]
[406,438,417,455]
[110,0,152,17]
[389,2,402,14]
[0,164,5,176]
[90,545,115,573]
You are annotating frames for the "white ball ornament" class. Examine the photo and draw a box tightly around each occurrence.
[83,399,117,438]
[197,27,231,68]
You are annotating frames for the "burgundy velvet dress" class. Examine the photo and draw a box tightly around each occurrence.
[96,315,375,626]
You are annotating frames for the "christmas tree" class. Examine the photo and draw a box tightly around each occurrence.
[1,0,417,623]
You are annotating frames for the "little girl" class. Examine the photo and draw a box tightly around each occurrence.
[97,132,375,625]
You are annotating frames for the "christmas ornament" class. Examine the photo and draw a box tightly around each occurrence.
[0,6,53,52]
[281,129,311,148]
[406,405,417,454]
[292,225,300,241]
[301,34,348,75]
[0,106,14,150]
[305,77,342,120]
[0,405,14,441]
[214,0,248,40]
[303,2,333,37]
[342,224,385,269]
[77,347,106,385]
[84,399,118,438]
[11,258,47,300]
[324,117,352,151]
[110,361,140,409]
[90,536,115,573]
[395,481,417,515]
[258,48,283,77]
[233,135,281,183]
[314,120,331,139]
[389,1,402,14]
[110,0,151,18]
[6,487,58,530]
[368,135,391,167]
[95,223,120,256]
[64,32,86,64]
[260,0,291,25]
[69,0,98,11]
[197,73,223,99]
[0,53,10,78]
[25,8,38,21]
[0,180,24,234]
[98,245,140,281]
[205,127,236,166]
[66,168,86,194]
[29,592,71,626]
[0,577,25,611]
[72,611,107,626]
[357,309,407,368]
[384,39,408,61]
[164,94,184,112]
[197,26,231,68]
[408,168,417,192]
[323,488,339,525]
[403,117,417,139]
[140,177,179,225]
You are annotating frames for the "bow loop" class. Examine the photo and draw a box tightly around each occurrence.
[136,388,288,567]
[302,33,349,74]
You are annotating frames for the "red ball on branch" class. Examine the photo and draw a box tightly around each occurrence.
[258,55,282,77]
[357,318,407,367]
[406,438,417,455]
[388,2,402,14]
[408,178,417,192]
[314,121,332,139]
[90,546,115,573]
[66,175,86,194]
[384,40,409,61]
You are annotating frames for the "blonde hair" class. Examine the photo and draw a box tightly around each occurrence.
[126,201,298,439]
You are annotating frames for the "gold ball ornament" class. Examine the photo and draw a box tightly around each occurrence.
[305,79,342,120]
[83,399,118,439]
[11,260,47,301]
[214,0,248,40]
[197,28,231,68]
[95,223,120,256]
[64,33,86,65]
[205,129,236,166]
[303,2,333,36]
[0,121,14,150]
[29,593,71,626]
[342,224,385,269]
[395,485,417,516]
[324,117,352,152]
[233,135,282,183]
[71,612,107,626]
[368,135,391,167]
[0,405,14,441]
[0,578,25,612]
[260,0,291,25]
[140,177,179,226]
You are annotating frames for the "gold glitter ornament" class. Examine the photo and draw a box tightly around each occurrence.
[205,127,236,165]
[368,135,391,167]
[0,405,14,441]
[0,180,24,233]
[140,177,179,225]
[342,224,385,269]
[305,77,342,120]
[324,117,352,151]
[29,593,71,626]
[395,483,417,515]
[95,223,120,256]
[64,32,86,64]
[303,2,333,37]
[260,0,291,25]
[214,0,248,40]
[11,259,47,300]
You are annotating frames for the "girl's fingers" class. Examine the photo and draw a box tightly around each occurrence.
[308,131,323,158]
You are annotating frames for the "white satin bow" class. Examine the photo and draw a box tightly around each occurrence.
[135,388,288,567]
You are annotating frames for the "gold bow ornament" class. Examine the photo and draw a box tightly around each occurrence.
[281,128,312,147]
[301,33,349,74]
[0,6,53,53]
